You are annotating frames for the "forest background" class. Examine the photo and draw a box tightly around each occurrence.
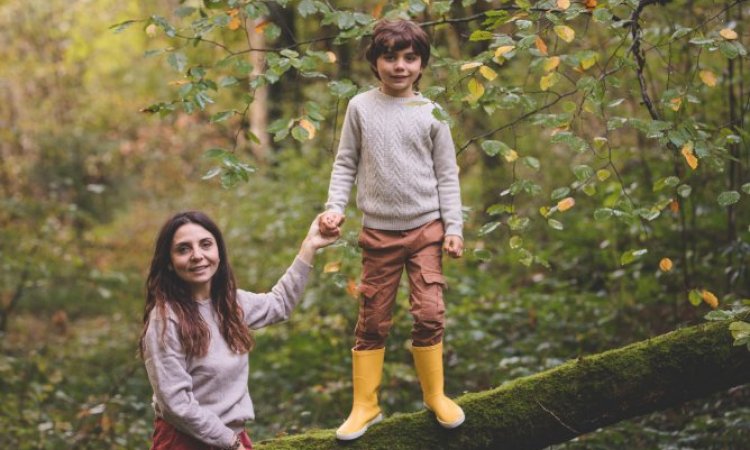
[1,0,749,448]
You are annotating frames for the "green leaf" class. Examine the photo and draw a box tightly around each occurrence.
[478,221,502,236]
[508,215,529,231]
[653,176,680,192]
[298,0,317,17]
[210,110,235,123]
[473,248,492,261]
[741,183,750,195]
[677,184,692,198]
[551,187,570,201]
[620,248,647,266]
[717,191,740,206]
[719,41,739,59]
[573,165,594,181]
[516,248,533,266]
[328,79,358,98]
[509,236,523,249]
[688,289,703,306]
[523,156,540,170]
[167,52,188,72]
[547,219,564,230]
[704,310,734,321]
[470,30,494,41]
[481,140,511,157]
[291,125,310,142]
[594,208,613,221]
[487,203,512,215]
[729,321,750,341]
[110,20,136,34]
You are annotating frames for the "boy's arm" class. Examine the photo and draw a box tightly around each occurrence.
[325,102,361,215]
[432,118,464,239]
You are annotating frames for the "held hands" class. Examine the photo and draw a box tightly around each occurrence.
[318,211,345,238]
[443,235,464,259]
[298,213,341,265]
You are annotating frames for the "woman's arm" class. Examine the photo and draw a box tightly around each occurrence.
[240,214,338,329]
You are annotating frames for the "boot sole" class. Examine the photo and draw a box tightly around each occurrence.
[335,413,384,440]
[424,402,465,429]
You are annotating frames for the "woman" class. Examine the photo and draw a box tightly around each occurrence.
[140,211,338,450]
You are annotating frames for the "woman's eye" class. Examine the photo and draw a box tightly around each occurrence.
[201,242,213,249]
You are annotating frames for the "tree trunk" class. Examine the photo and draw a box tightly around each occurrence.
[256,315,750,449]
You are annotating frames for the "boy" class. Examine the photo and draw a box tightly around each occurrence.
[320,19,465,440]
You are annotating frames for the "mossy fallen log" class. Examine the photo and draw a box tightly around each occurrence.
[256,316,750,450]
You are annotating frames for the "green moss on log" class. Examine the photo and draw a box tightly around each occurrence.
[256,315,750,450]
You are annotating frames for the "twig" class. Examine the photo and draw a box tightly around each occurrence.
[536,400,580,434]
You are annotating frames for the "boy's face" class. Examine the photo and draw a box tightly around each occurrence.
[375,46,422,98]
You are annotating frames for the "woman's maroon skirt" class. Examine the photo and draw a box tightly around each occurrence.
[151,418,253,450]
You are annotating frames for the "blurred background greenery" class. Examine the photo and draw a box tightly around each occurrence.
[1,0,748,448]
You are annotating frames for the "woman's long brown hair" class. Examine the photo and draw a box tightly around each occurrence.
[139,211,254,359]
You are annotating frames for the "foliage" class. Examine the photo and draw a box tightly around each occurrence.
[1,0,749,448]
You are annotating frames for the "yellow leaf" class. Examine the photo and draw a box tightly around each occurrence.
[699,70,717,87]
[254,19,269,34]
[535,36,548,55]
[326,51,337,63]
[372,1,385,18]
[557,0,570,9]
[539,206,550,218]
[465,78,485,102]
[228,17,242,31]
[584,0,598,9]
[596,169,611,181]
[543,56,560,72]
[701,290,719,309]
[479,65,497,81]
[494,45,515,59]
[540,72,559,91]
[323,261,341,273]
[554,25,576,43]
[580,54,598,70]
[681,142,698,170]
[503,149,519,162]
[557,197,575,212]
[346,279,359,299]
[659,257,673,272]
[669,97,682,111]
[299,119,316,139]
[719,28,738,40]
[460,61,483,71]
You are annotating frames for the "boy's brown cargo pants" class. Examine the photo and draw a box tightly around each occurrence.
[354,219,447,350]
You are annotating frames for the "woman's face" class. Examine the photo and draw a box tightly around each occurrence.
[170,223,220,300]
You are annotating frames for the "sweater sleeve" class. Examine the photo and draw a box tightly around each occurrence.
[431,115,464,238]
[325,100,361,214]
[239,257,312,330]
[143,315,236,448]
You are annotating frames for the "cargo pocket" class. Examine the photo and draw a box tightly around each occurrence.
[419,271,446,318]
[421,271,446,287]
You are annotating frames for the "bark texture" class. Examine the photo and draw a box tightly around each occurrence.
[256,315,750,450]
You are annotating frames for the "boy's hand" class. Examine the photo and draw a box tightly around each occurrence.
[443,235,463,259]
[318,211,345,237]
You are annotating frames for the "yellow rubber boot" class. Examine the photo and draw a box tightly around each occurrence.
[412,342,465,429]
[336,348,385,440]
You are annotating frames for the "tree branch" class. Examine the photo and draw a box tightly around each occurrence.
[256,314,750,450]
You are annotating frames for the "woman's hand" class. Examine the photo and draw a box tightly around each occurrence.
[298,213,340,264]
